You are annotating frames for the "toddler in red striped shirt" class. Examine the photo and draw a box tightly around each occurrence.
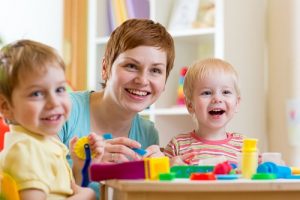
[164,58,245,166]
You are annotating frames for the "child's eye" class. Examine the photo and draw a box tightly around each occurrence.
[56,86,66,94]
[30,91,43,97]
[201,91,211,96]
[223,90,232,95]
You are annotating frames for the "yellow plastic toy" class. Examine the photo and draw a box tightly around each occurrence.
[291,167,300,175]
[144,157,170,180]
[241,138,258,179]
[74,136,95,160]
[0,172,20,200]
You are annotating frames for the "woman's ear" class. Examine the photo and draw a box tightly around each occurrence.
[101,58,108,81]
[0,95,13,121]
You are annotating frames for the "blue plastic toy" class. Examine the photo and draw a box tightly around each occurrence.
[103,133,147,156]
[257,162,291,178]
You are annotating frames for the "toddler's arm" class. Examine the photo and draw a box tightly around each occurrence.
[67,181,96,200]
[19,189,47,200]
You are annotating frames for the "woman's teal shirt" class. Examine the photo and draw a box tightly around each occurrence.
[58,91,159,199]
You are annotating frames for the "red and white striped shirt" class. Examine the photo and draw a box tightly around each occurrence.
[164,131,245,165]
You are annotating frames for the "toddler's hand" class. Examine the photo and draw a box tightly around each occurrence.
[69,133,104,184]
[143,145,164,158]
[170,152,196,166]
[70,136,84,171]
[88,132,105,163]
[68,181,96,200]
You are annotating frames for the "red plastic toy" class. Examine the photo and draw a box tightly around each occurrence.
[190,172,216,180]
[213,161,233,175]
[0,117,9,151]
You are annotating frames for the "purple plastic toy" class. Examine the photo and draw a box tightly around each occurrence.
[90,160,146,181]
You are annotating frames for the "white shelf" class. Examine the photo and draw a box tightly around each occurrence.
[171,27,215,38]
[95,28,215,45]
[95,37,109,45]
[140,106,189,116]
[87,0,223,146]
[87,0,268,150]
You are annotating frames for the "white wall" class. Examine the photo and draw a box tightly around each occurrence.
[0,0,63,53]
[268,0,300,166]
[223,0,268,152]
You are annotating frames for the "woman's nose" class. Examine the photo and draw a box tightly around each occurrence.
[134,72,149,85]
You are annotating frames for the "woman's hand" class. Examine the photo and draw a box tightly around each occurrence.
[101,137,142,163]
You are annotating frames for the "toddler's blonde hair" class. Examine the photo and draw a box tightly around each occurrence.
[183,58,240,106]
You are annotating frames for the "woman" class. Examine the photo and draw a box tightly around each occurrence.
[58,18,175,197]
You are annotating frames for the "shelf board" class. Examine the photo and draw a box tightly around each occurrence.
[140,106,189,116]
[95,36,109,45]
[94,28,215,45]
[170,27,215,38]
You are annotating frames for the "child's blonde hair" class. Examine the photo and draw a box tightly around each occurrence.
[183,58,240,106]
[0,39,65,103]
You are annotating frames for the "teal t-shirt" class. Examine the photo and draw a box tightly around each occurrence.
[58,91,159,199]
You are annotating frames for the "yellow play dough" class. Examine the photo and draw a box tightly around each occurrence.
[74,136,96,160]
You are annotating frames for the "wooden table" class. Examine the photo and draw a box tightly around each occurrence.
[101,179,300,200]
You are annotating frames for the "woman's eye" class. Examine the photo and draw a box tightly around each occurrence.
[151,68,162,74]
[125,64,137,70]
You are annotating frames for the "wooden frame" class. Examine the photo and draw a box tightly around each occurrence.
[102,179,300,200]
[63,0,88,90]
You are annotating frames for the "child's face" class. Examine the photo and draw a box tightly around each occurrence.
[103,46,167,113]
[188,71,240,134]
[7,66,71,137]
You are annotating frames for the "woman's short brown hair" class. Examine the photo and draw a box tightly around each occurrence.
[102,18,175,88]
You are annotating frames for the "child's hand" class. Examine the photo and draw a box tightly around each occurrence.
[69,133,104,184]
[143,145,164,158]
[170,153,196,166]
[70,136,84,184]
[67,181,96,200]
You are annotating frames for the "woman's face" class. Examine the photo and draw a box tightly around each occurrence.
[103,46,167,113]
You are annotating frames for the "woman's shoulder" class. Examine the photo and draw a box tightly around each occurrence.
[131,114,159,147]
[134,114,155,129]
[69,90,91,103]
[67,90,91,120]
